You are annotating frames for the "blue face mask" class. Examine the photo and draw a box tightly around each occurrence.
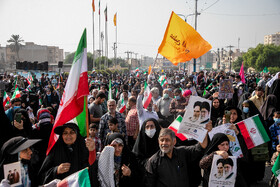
[176,96,181,100]
[13,106,21,110]
[274,118,280,124]
[243,107,249,113]
[163,94,169,99]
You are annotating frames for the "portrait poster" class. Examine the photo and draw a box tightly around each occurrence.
[208,124,243,158]
[3,161,22,186]
[218,79,234,99]
[178,96,211,142]
[209,155,237,187]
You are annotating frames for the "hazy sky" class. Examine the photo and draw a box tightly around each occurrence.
[0,0,279,59]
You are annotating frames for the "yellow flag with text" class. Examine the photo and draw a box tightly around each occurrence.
[158,11,212,66]
[114,13,117,26]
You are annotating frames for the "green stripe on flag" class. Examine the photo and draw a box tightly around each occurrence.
[253,115,270,143]
[73,29,87,64]
[176,115,182,122]
[144,81,147,90]
[78,168,91,187]
[76,97,87,137]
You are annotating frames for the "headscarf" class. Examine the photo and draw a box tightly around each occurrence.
[266,72,280,87]
[132,118,161,159]
[224,106,243,124]
[241,100,262,119]
[237,92,250,111]
[205,133,230,155]
[260,95,277,120]
[39,123,89,184]
[98,146,115,187]
[211,98,224,125]
[268,79,280,110]
[13,108,33,138]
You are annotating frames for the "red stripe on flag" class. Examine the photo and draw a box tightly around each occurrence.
[237,121,255,149]
[119,105,126,113]
[168,126,187,141]
[143,93,152,109]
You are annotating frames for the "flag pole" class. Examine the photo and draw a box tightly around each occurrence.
[115,13,117,68]
[98,0,101,70]
[85,96,89,137]
[92,11,95,69]
[147,53,159,82]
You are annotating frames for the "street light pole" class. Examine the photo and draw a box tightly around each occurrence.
[226,45,234,72]
[193,0,198,72]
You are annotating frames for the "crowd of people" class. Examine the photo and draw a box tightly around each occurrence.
[0,69,279,187]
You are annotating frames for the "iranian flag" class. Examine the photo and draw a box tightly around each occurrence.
[11,87,21,99]
[3,91,10,107]
[136,72,140,78]
[142,81,152,109]
[108,80,112,100]
[46,29,89,155]
[57,168,91,187]
[119,98,126,113]
[26,73,33,85]
[134,67,139,73]
[168,115,188,141]
[237,115,270,149]
[158,75,168,88]
[272,155,280,181]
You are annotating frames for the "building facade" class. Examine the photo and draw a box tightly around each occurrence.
[264,32,280,46]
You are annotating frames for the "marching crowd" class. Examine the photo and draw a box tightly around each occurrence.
[0,69,279,187]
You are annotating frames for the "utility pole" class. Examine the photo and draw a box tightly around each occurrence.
[113,43,117,68]
[217,48,220,70]
[193,0,199,72]
[226,45,234,72]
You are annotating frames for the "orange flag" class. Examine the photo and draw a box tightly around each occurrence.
[148,65,152,75]
[92,0,95,12]
[158,11,212,66]
[114,13,117,26]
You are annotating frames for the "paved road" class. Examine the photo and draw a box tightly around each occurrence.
[251,165,272,187]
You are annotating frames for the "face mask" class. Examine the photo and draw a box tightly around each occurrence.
[47,93,51,96]
[243,107,249,113]
[176,96,181,100]
[163,94,169,99]
[145,129,156,138]
[274,118,280,124]
[13,106,21,110]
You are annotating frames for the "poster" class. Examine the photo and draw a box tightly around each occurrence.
[3,161,22,186]
[209,124,243,158]
[218,79,234,99]
[209,155,237,187]
[178,96,211,142]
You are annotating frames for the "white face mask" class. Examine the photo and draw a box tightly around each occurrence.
[145,129,156,138]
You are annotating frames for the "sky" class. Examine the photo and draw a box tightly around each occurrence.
[0,0,280,59]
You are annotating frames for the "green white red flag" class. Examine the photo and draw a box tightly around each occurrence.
[142,81,152,109]
[108,80,112,100]
[11,86,21,99]
[57,168,91,187]
[237,115,270,149]
[158,75,168,88]
[119,98,126,113]
[47,29,89,155]
[3,91,10,107]
[26,73,33,86]
[134,67,139,73]
[168,115,188,141]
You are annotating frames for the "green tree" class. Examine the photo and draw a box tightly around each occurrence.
[64,52,93,71]
[7,34,24,61]
[232,56,244,72]
[243,44,280,71]
[94,56,112,69]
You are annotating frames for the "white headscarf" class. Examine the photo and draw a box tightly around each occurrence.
[98,146,115,187]
[266,72,280,87]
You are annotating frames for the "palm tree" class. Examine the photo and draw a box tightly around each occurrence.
[7,34,24,61]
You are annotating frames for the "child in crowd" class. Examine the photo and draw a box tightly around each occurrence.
[270,144,280,187]
[106,117,120,137]
[89,123,101,154]
[269,111,280,152]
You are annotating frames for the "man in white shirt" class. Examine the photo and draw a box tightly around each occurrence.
[136,86,159,129]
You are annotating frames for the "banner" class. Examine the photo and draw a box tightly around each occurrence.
[209,155,237,187]
[178,96,211,142]
[218,79,234,99]
[209,124,243,158]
